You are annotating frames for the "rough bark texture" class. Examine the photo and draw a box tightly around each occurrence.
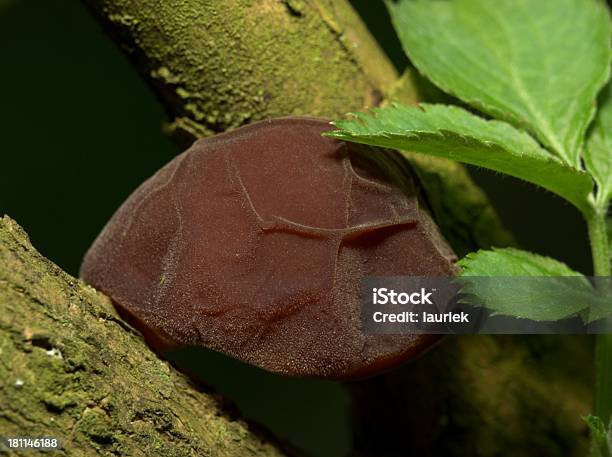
[0,217,289,457]
[81,0,398,140]
[1,1,593,456]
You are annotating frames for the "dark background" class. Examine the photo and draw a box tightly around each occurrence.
[0,1,592,456]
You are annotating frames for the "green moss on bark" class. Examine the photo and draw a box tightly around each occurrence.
[0,216,288,457]
[83,0,396,138]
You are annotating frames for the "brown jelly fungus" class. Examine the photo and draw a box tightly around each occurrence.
[81,117,456,379]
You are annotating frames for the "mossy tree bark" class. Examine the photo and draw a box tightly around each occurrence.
[0,217,290,456]
[0,1,593,456]
[81,0,398,141]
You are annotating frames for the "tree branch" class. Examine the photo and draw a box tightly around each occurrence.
[81,0,397,141]
[0,216,290,456]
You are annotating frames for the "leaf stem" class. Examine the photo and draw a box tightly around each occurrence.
[587,204,612,429]
[588,205,611,277]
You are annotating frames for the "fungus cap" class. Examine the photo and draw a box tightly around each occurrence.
[80,117,456,379]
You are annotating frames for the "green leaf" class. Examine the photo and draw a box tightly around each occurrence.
[459,247,584,277]
[588,287,612,324]
[387,0,612,167]
[458,248,595,322]
[327,103,593,212]
[586,81,612,209]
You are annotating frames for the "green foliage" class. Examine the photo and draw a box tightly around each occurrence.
[457,248,599,322]
[387,0,612,167]
[326,103,593,212]
[587,82,612,209]
[328,0,612,217]
[459,247,584,277]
